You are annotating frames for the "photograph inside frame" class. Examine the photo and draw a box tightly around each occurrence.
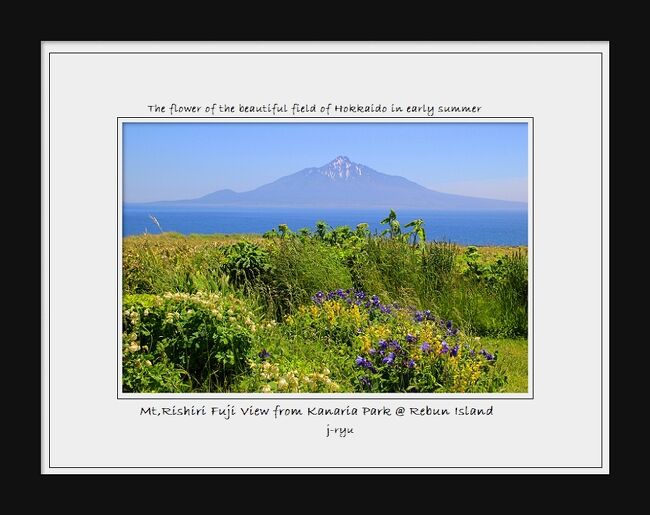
[121,121,529,394]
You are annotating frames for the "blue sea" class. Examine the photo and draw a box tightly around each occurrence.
[123,205,528,246]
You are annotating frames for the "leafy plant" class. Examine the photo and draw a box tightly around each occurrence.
[315,220,331,240]
[122,331,190,393]
[122,292,258,391]
[380,209,402,239]
[355,222,370,238]
[404,218,426,245]
[222,241,271,288]
[278,224,292,238]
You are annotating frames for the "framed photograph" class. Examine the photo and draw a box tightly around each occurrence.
[43,42,608,473]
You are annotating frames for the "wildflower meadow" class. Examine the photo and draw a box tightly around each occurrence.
[122,211,528,393]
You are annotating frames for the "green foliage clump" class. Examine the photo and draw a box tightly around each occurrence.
[122,291,258,392]
[222,241,271,288]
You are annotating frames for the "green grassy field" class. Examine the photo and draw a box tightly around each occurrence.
[122,216,528,394]
[479,338,528,393]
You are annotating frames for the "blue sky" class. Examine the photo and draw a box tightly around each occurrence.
[123,122,528,202]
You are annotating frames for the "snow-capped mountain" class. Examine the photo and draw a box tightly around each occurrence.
[313,155,365,180]
[156,156,526,210]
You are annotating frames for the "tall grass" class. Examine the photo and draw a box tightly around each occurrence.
[416,240,458,301]
[123,233,527,338]
[123,235,230,294]
[256,238,353,319]
[429,250,528,337]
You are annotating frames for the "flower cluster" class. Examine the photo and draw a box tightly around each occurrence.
[354,337,419,388]
[312,289,393,314]
[479,349,496,361]
[355,355,377,372]
[414,309,435,322]
[249,361,340,393]
[353,328,498,392]
[413,309,459,336]
[298,288,502,392]
[122,291,259,391]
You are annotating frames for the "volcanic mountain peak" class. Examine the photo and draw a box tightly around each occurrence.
[153,156,527,210]
[315,155,365,180]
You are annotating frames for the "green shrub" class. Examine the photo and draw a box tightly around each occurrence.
[222,241,271,289]
[453,247,528,337]
[122,292,258,391]
[122,330,190,393]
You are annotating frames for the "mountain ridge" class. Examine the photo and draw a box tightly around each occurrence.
[147,156,526,210]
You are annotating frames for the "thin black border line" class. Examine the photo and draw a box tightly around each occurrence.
[48,51,52,470]
[117,119,121,399]
[49,51,604,55]
[46,49,604,470]
[117,116,534,402]
[531,118,535,396]
[600,52,604,469]
[120,116,533,120]
[48,465,604,469]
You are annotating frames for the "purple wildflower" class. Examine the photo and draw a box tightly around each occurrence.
[480,349,496,361]
[378,340,388,351]
[388,339,402,351]
[450,344,459,357]
[355,356,377,372]
[420,342,431,353]
[440,341,449,354]
[382,352,396,365]
[414,311,424,322]
[407,359,416,369]
[258,349,271,360]
[406,334,417,343]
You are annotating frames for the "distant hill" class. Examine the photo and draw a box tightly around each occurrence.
[151,156,527,210]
